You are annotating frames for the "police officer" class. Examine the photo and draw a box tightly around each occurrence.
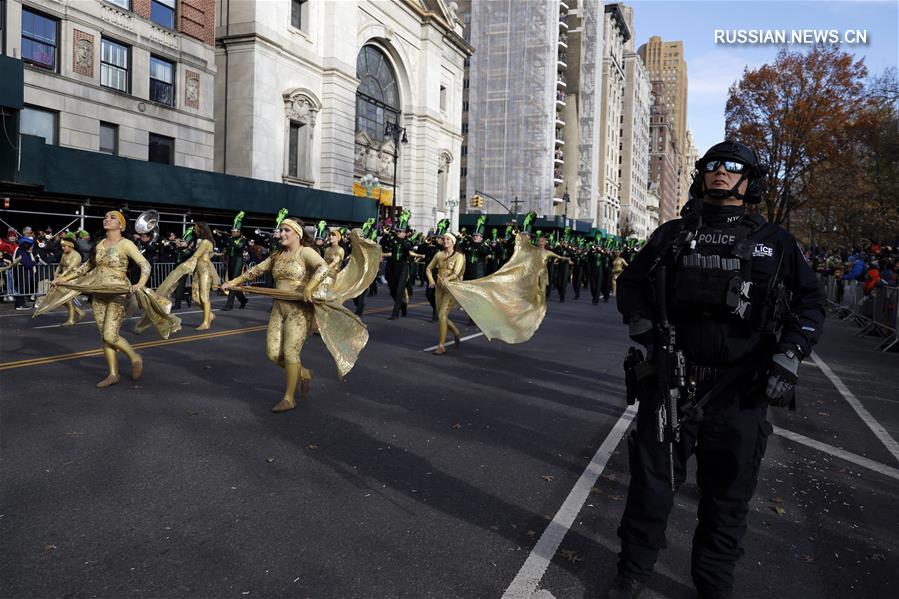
[608,141,825,599]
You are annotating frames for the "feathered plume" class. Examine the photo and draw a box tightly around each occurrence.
[274,208,289,228]
[475,214,487,235]
[522,210,537,233]
[398,209,412,231]
[232,211,245,231]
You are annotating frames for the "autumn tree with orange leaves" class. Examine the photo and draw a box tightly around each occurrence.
[725,46,869,226]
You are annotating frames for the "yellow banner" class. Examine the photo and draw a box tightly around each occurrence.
[352,181,393,206]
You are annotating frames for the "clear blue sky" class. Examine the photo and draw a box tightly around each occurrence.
[628,0,899,154]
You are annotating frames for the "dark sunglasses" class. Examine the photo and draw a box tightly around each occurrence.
[703,159,747,174]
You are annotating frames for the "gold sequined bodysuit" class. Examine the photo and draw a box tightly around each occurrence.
[232,247,329,374]
[425,250,466,349]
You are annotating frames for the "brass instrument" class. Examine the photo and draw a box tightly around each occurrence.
[134,210,160,245]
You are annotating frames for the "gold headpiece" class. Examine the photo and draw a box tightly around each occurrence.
[108,211,127,229]
[281,218,304,236]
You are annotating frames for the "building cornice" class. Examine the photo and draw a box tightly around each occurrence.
[399,0,474,57]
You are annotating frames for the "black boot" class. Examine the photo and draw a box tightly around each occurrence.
[239,299,247,309]
[606,575,644,599]
[388,306,400,320]
[401,303,407,317]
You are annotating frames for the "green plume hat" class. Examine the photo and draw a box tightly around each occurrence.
[231,211,245,231]
[474,214,487,235]
[522,211,538,233]
[397,209,412,232]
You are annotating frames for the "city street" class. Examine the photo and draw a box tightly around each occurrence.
[1,289,896,599]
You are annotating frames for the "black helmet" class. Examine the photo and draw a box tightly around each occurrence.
[689,140,766,204]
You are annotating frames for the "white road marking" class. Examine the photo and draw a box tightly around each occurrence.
[810,351,899,464]
[773,425,899,481]
[33,309,212,329]
[501,404,637,599]
[422,332,485,352]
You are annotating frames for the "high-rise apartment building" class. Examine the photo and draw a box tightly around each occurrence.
[648,79,678,223]
[639,35,690,209]
[596,3,629,234]
[616,3,651,239]
[620,50,651,239]
[638,36,687,155]
[463,0,603,225]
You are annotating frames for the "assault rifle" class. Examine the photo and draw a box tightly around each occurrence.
[652,266,687,491]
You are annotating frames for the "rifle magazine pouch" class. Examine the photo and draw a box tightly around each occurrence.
[673,267,747,317]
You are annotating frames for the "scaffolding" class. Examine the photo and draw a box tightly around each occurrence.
[466,0,559,217]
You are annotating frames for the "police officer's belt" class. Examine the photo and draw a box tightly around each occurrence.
[688,364,728,383]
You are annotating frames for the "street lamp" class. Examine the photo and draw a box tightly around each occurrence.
[385,121,408,222]
[445,197,459,232]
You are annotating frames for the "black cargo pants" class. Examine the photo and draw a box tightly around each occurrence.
[616,385,772,599]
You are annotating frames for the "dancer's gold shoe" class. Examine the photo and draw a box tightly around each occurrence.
[271,398,296,412]
[131,359,143,381]
[96,374,120,388]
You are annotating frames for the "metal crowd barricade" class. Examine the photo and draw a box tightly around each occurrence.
[2,262,57,299]
[2,261,239,299]
[821,274,898,352]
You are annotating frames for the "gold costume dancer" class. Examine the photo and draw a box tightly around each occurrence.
[425,233,465,355]
[223,222,378,412]
[443,231,573,345]
[188,223,219,330]
[324,230,345,278]
[56,239,85,325]
[43,211,181,388]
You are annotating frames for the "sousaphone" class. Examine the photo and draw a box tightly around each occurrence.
[134,210,160,245]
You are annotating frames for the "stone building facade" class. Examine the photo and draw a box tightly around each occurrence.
[4,0,217,169]
[214,0,470,231]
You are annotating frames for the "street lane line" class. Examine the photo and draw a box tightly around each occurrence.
[34,309,209,329]
[422,332,485,352]
[501,404,638,599]
[810,351,899,464]
[2,302,423,370]
[0,325,267,371]
[773,425,899,481]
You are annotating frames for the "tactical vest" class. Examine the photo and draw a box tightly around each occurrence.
[671,215,765,324]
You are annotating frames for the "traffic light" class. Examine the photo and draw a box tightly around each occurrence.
[470,194,483,209]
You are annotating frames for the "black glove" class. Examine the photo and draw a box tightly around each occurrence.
[766,344,801,406]
[628,317,654,359]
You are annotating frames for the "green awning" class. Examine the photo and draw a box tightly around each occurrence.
[2,134,378,223]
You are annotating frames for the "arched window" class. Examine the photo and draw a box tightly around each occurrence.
[356,45,400,142]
